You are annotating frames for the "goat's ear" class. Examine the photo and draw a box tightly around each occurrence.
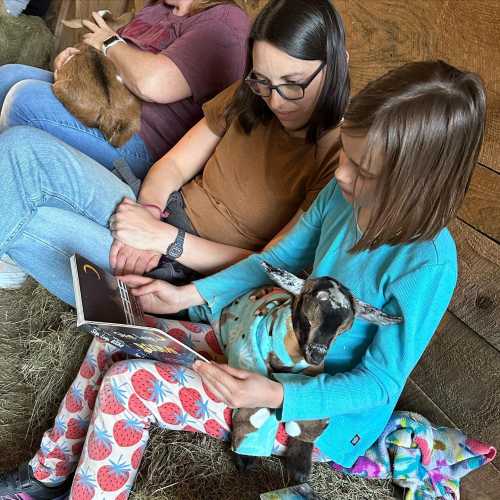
[62,19,85,29]
[353,298,403,326]
[260,261,305,296]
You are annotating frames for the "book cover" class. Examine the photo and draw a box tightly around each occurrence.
[70,254,209,367]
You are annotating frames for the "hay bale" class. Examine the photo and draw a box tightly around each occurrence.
[0,1,55,68]
[0,281,397,499]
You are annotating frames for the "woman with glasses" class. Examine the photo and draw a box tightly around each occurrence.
[0,0,349,305]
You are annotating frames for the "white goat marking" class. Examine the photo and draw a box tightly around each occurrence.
[285,421,302,437]
[249,408,271,429]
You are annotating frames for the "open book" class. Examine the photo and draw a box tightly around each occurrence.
[70,254,209,367]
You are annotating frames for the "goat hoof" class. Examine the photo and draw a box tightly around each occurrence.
[232,452,259,472]
[286,439,313,484]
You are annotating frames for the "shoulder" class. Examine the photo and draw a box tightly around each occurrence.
[383,228,458,296]
[405,228,457,270]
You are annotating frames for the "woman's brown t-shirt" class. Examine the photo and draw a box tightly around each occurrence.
[181,82,340,250]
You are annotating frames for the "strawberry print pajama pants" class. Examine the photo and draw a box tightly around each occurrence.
[29,318,328,499]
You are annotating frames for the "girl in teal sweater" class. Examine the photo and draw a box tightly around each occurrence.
[0,60,485,499]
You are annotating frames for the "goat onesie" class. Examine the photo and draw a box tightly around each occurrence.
[53,45,141,147]
[197,261,402,482]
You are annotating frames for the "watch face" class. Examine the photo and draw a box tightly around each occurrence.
[167,243,183,259]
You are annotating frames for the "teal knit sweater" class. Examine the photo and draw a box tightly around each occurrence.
[190,179,457,466]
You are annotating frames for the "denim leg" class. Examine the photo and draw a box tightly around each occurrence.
[0,126,135,304]
[0,78,153,177]
[0,64,53,105]
[8,208,114,306]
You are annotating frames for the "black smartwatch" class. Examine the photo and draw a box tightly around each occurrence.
[165,229,186,260]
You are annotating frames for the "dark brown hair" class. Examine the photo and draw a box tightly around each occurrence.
[344,60,486,252]
[225,0,350,143]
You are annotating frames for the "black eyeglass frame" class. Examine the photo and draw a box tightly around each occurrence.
[245,61,326,101]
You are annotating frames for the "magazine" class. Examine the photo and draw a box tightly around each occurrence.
[70,254,209,367]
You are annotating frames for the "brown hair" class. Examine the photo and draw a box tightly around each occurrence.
[344,60,486,252]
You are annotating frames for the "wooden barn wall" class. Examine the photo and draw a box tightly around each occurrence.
[51,0,500,497]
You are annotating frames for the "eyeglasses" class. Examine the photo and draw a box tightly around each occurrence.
[245,61,326,101]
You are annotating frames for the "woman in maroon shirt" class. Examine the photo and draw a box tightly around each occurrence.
[0,0,250,177]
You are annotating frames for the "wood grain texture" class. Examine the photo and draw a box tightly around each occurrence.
[448,219,500,349]
[409,312,500,469]
[459,165,500,242]
[54,0,132,53]
[335,0,500,173]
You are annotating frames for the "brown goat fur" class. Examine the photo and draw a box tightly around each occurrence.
[52,44,141,147]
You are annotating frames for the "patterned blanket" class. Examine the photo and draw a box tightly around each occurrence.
[330,411,496,499]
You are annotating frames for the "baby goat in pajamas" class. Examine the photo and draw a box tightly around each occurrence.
[216,262,403,482]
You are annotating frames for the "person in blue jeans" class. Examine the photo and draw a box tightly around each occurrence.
[0,60,487,499]
[0,0,249,175]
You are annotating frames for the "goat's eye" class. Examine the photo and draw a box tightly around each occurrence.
[317,291,329,301]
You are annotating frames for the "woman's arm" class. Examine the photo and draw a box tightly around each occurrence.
[138,118,221,210]
[81,12,191,103]
[106,44,191,103]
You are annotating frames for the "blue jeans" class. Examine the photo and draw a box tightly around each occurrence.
[0,126,135,305]
[0,64,153,178]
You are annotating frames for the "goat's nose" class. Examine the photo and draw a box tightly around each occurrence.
[306,344,327,365]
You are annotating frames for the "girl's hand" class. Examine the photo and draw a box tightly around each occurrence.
[120,276,204,314]
[109,198,175,253]
[110,239,160,276]
[193,362,284,409]
[81,11,117,52]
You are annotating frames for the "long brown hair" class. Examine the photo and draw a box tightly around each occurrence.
[344,60,486,252]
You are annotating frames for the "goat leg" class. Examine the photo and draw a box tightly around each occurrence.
[285,437,314,484]
[231,451,259,472]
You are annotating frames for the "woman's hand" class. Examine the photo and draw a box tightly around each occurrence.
[81,11,117,52]
[193,362,284,409]
[121,276,204,314]
[110,239,160,276]
[53,47,80,78]
[109,198,176,253]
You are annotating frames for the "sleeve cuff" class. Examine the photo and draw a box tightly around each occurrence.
[273,372,315,422]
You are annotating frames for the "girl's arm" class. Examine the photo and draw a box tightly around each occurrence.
[273,262,457,422]
[138,118,221,210]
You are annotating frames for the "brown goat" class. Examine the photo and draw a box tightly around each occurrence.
[52,11,140,147]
